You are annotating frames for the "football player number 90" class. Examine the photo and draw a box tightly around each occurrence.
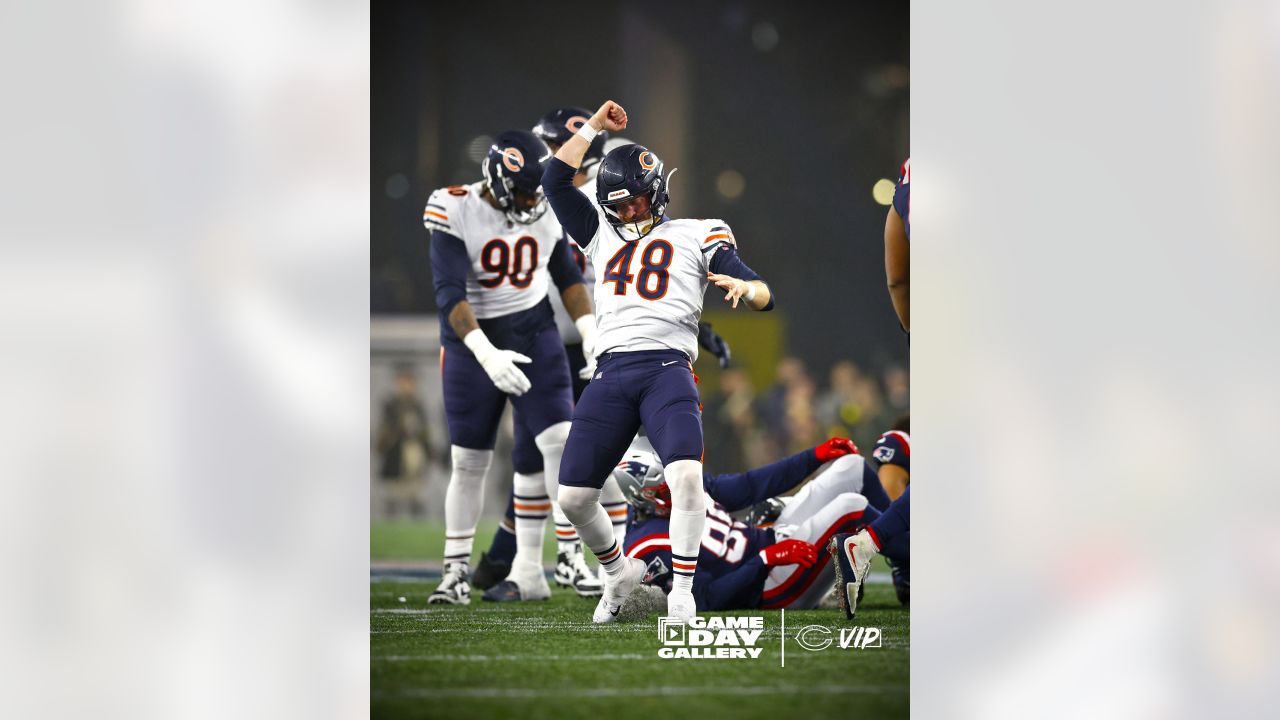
[479,236,538,289]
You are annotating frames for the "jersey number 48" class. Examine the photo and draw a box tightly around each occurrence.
[602,241,673,300]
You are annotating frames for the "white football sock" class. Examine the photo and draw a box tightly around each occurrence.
[600,475,629,552]
[535,422,579,554]
[559,484,625,577]
[665,459,706,594]
[512,471,550,573]
[443,446,493,565]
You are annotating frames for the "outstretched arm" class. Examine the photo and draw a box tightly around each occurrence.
[702,438,857,511]
[706,246,773,311]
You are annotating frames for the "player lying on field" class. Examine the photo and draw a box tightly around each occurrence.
[612,436,891,611]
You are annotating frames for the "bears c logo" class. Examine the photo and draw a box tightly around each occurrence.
[501,147,525,172]
[638,151,656,170]
[565,115,589,133]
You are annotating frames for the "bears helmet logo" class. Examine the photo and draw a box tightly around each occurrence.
[501,147,525,173]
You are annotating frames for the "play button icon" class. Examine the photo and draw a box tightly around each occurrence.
[658,617,686,646]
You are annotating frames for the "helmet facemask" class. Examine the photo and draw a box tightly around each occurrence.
[601,186,661,240]
[482,160,548,225]
[611,452,667,521]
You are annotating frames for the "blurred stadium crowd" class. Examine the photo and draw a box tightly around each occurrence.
[372,353,907,520]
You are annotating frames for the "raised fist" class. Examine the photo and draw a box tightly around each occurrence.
[814,437,858,463]
[592,100,628,133]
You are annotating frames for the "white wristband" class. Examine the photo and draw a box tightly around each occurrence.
[575,123,599,143]
[743,282,757,303]
[462,328,497,362]
[758,550,769,564]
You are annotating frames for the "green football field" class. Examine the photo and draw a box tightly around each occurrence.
[371,521,909,718]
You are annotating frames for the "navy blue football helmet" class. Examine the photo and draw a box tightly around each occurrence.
[532,106,608,173]
[595,143,672,239]
[482,129,552,224]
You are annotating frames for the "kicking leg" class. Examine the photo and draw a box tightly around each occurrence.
[640,357,705,623]
[557,367,644,622]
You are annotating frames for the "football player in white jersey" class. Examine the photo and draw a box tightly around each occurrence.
[423,129,597,605]
[475,107,612,599]
[542,100,775,624]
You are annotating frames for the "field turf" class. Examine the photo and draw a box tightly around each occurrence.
[371,521,909,719]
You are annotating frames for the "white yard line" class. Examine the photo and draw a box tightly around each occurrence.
[373,684,907,699]
[374,653,648,662]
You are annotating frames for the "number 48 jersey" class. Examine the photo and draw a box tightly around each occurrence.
[423,181,565,319]
[584,217,737,362]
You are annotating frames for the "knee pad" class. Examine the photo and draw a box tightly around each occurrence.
[557,484,601,522]
[450,446,493,478]
[533,421,571,452]
[664,459,704,510]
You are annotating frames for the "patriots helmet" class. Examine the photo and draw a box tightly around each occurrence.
[611,449,669,519]
[482,129,552,224]
[532,106,607,173]
[595,143,672,239]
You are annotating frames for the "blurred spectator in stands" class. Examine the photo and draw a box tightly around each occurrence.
[782,371,821,454]
[817,359,889,451]
[758,356,810,451]
[704,367,767,470]
[375,365,433,518]
[882,363,910,417]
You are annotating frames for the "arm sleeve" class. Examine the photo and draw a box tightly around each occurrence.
[547,235,586,291]
[708,246,775,311]
[693,555,771,611]
[429,230,470,319]
[701,450,823,512]
[543,158,600,247]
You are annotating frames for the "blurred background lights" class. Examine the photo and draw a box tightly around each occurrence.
[751,21,779,52]
[716,170,746,201]
[384,173,409,200]
[872,178,895,205]
[466,134,494,164]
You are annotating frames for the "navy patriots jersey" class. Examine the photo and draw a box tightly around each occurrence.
[893,158,910,241]
[872,430,910,472]
[623,449,822,610]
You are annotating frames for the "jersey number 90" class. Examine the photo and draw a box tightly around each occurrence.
[478,236,538,289]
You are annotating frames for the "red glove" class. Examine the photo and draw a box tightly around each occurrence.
[759,539,819,568]
[815,437,858,462]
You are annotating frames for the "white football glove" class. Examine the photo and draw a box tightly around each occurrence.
[575,315,599,381]
[463,329,532,396]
